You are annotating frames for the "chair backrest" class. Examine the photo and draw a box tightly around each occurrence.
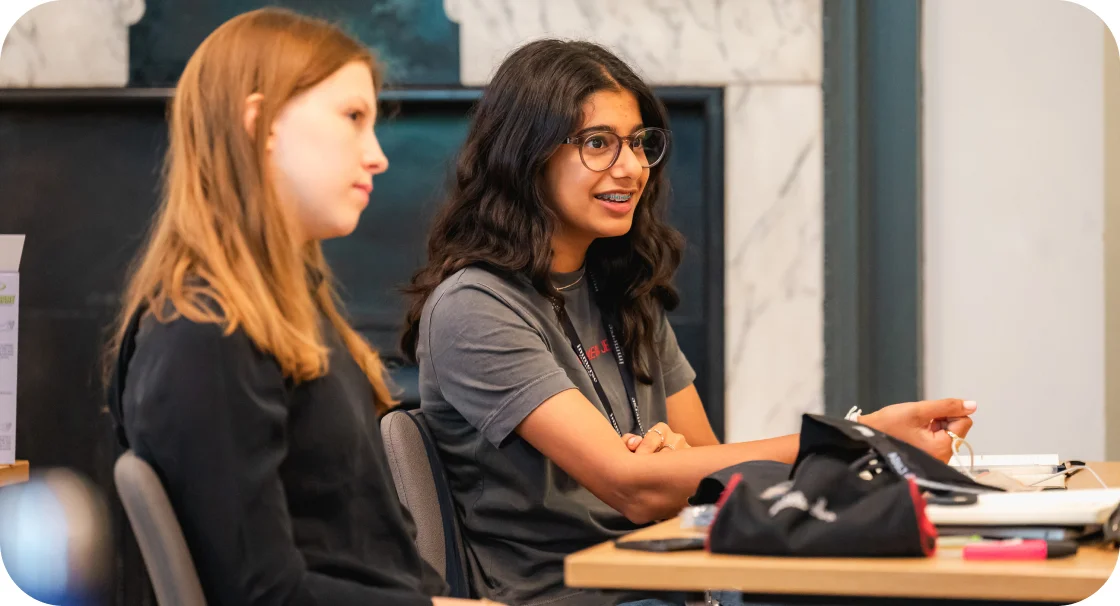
[114,451,207,606]
[380,408,471,597]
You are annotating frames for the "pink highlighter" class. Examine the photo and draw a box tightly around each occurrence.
[962,539,1079,561]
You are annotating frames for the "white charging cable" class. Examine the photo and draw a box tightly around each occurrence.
[1027,465,1109,489]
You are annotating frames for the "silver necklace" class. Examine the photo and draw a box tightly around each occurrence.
[556,273,584,291]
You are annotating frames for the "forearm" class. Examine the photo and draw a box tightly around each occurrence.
[613,434,800,523]
[518,390,801,524]
[666,384,722,447]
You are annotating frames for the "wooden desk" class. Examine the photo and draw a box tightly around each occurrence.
[0,461,29,487]
[565,462,1120,603]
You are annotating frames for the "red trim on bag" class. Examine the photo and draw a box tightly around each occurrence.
[704,472,743,552]
[906,477,939,556]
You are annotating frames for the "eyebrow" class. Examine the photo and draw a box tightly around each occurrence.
[573,124,646,137]
[345,97,374,113]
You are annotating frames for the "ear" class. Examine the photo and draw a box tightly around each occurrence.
[243,93,274,150]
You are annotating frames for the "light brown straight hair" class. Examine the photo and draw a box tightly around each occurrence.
[107,8,395,411]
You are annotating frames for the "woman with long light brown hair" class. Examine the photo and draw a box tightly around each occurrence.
[104,8,487,606]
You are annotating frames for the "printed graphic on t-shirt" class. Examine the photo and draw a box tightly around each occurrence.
[585,338,612,360]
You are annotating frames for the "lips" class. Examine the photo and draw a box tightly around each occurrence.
[594,191,634,203]
[353,182,372,194]
[594,191,637,216]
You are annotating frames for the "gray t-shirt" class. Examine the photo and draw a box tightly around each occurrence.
[417,266,696,606]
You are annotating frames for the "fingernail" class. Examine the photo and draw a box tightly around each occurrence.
[964,400,977,412]
[628,437,640,447]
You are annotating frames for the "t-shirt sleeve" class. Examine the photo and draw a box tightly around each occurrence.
[425,283,576,447]
[656,310,697,398]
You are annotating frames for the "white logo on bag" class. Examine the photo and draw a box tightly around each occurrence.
[768,491,808,517]
[767,491,838,523]
[760,481,793,500]
[886,452,912,477]
[810,498,838,522]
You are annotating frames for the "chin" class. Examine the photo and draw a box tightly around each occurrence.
[592,217,635,239]
[336,219,362,239]
[316,217,362,241]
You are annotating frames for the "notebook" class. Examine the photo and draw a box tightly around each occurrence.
[926,488,1120,526]
[948,454,1067,489]
[950,454,1061,468]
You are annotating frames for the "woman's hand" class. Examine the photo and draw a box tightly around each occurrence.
[621,422,691,453]
[860,399,976,462]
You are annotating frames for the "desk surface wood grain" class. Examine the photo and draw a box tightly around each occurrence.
[0,461,29,488]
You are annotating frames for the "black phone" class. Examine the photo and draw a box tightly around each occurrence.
[614,536,706,552]
[925,492,979,506]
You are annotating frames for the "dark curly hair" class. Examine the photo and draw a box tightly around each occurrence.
[401,39,684,383]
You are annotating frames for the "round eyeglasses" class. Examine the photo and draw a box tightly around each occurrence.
[562,127,670,172]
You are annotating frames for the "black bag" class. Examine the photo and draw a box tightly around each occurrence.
[698,414,993,558]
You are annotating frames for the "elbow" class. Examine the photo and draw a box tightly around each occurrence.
[618,497,661,525]
[602,461,663,525]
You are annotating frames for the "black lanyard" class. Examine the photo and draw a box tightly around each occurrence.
[552,273,644,436]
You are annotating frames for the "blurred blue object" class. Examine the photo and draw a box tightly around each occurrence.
[0,469,111,605]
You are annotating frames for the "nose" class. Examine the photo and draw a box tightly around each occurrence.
[362,131,389,175]
[610,140,643,179]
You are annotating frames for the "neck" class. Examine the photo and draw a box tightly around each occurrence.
[550,232,591,273]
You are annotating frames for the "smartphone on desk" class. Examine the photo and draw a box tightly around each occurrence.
[614,536,706,552]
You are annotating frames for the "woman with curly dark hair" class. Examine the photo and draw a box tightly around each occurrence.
[401,39,975,606]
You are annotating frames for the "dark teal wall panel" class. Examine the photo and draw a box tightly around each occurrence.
[823,0,923,416]
[130,0,460,87]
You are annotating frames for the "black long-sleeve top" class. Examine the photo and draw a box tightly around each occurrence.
[107,305,447,605]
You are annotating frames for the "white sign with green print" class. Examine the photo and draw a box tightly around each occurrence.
[0,235,23,466]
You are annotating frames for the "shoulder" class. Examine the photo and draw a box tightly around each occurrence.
[124,307,288,424]
[132,305,276,386]
[138,290,250,352]
[425,266,540,321]
[420,267,553,351]
[137,312,233,352]
[434,266,531,298]
[121,315,295,478]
